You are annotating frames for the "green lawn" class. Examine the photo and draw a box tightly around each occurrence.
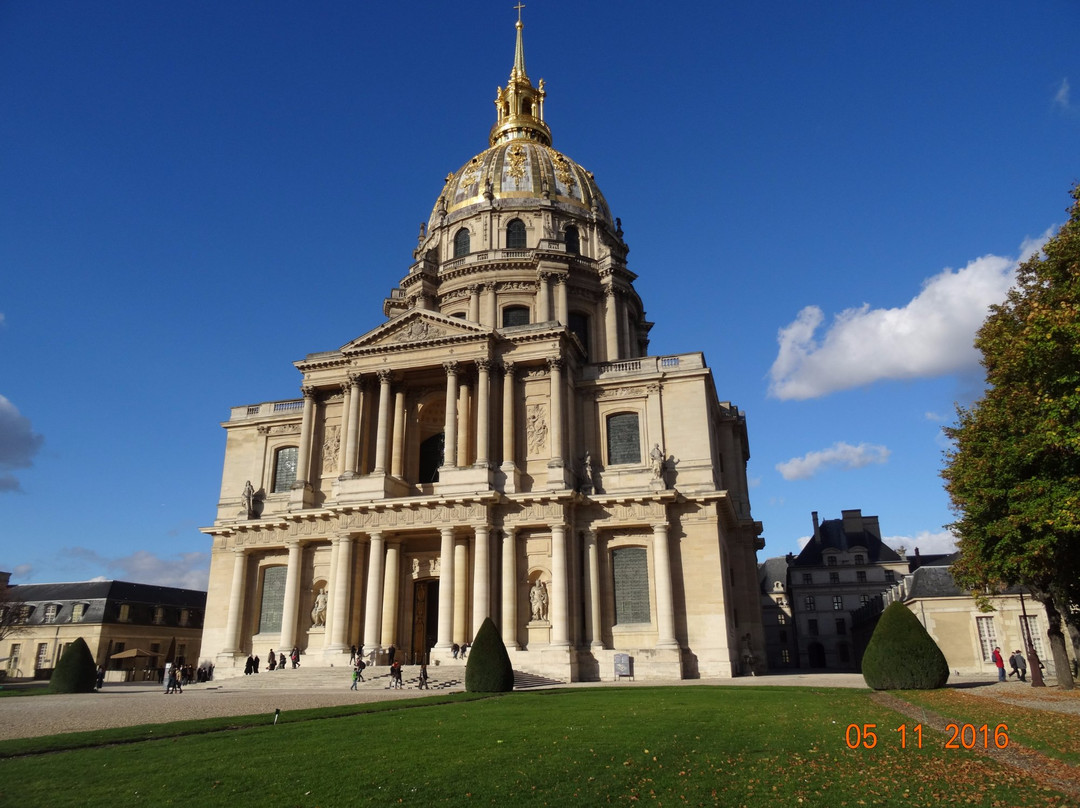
[0,687,1074,806]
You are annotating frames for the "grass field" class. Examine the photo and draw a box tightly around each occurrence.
[1,686,1076,806]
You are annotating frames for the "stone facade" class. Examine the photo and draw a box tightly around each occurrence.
[200,17,764,682]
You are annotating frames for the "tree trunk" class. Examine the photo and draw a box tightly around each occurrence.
[1040,594,1075,690]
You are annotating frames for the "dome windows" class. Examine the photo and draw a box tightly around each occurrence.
[502,305,530,328]
[453,228,471,258]
[564,225,580,255]
[506,218,527,249]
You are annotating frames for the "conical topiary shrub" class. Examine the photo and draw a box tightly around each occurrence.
[862,602,949,690]
[465,616,515,692]
[48,637,98,693]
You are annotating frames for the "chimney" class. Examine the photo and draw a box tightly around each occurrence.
[811,511,820,544]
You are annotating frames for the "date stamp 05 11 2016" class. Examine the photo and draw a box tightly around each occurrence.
[845,723,1010,750]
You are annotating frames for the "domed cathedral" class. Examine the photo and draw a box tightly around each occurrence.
[200,14,765,681]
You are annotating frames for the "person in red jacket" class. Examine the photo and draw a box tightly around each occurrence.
[992,646,1006,682]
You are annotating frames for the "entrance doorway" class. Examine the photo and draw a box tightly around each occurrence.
[411,579,439,663]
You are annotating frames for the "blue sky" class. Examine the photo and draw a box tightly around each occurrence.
[2,2,1076,587]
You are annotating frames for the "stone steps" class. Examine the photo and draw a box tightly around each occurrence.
[216,664,563,691]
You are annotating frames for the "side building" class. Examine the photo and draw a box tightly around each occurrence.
[199,16,765,682]
[1,577,205,682]
[784,510,908,670]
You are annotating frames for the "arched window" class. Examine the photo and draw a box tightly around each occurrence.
[606,412,641,465]
[507,218,527,249]
[273,446,298,493]
[453,228,470,258]
[564,225,580,254]
[419,432,444,483]
[502,305,530,328]
[258,566,287,634]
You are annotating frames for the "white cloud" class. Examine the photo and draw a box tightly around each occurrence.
[883,530,958,557]
[0,395,45,492]
[1054,77,1071,110]
[775,441,890,480]
[766,237,1054,400]
[61,547,210,590]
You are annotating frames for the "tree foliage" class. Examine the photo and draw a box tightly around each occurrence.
[0,581,27,645]
[862,602,950,690]
[464,617,515,693]
[942,185,1080,688]
[48,637,98,693]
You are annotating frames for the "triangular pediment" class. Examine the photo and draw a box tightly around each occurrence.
[342,310,489,353]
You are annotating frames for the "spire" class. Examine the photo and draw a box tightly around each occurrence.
[490,7,551,147]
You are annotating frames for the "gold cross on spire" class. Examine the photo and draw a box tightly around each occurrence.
[515,2,525,23]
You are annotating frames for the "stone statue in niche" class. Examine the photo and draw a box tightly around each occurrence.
[311,587,328,628]
[578,451,594,496]
[650,444,664,479]
[241,480,256,519]
[529,579,549,622]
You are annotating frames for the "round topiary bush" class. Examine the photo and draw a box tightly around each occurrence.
[48,637,98,693]
[465,617,515,692]
[862,602,950,690]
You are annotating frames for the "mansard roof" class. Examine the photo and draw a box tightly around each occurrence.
[792,516,902,567]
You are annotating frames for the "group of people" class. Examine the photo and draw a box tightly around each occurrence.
[348,657,430,690]
[244,646,301,675]
[451,643,468,660]
[993,646,1033,682]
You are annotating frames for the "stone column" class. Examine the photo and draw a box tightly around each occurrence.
[548,358,565,466]
[604,287,619,362]
[456,378,471,467]
[537,272,551,322]
[223,548,248,654]
[475,360,491,467]
[442,362,458,470]
[341,374,363,478]
[337,382,352,477]
[453,538,468,644]
[468,284,480,321]
[500,528,519,648]
[294,386,317,488]
[329,534,354,650]
[500,362,516,468]
[435,527,455,649]
[584,530,603,650]
[621,298,633,359]
[391,388,406,477]
[472,525,491,636]
[373,370,392,474]
[279,539,303,651]
[550,523,569,648]
[380,541,401,649]
[652,523,678,649]
[484,281,497,327]
[362,532,385,656]
[554,274,568,325]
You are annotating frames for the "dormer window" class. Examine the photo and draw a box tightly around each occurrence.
[43,603,59,623]
[71,602,86,622]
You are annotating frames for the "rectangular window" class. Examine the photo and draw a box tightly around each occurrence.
[855,554,864,565]
[43,604,58,623]
[1019,615,1044,656]
[36,643,49,670]
[827,556,837,566]
[259,566,289,634]
[860,594,870,606]
[976,616,996,662]
[153,606,165,625]
[273,446,299,493]
[606,413,642,465]
[612,546,651,624]
[118,604,131,622]
[781,649,790,664]
[829,572,839,584]
[835,618,846,635]
[808,619,819,636]
[833,595,843,611]
[802,574,812,584]
[804,596,816,612]
[7,643,20,674]
[885,570,895,582]
[777,612,786,625]
[857,571,867,583]
[72,603,85,622]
